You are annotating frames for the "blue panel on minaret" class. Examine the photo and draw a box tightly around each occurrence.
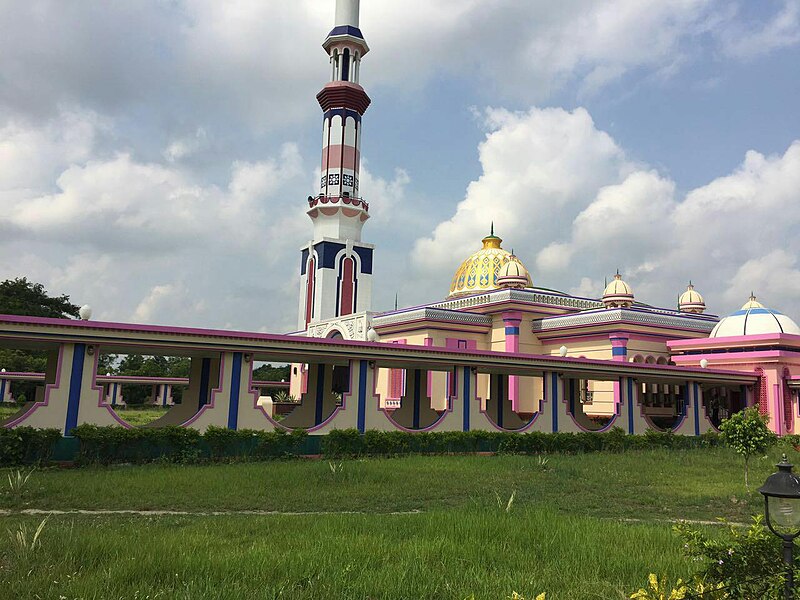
[327,25,364,39]
[354,246,373,274]
[315,241,346,269]
[300,248,309,275]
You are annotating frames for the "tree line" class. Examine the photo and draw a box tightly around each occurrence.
[0,278,288,404]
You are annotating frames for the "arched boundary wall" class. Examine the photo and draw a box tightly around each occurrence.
[0,315,764,436]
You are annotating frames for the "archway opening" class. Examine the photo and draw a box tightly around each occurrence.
[703,385,746,430]
[641,382,686,431]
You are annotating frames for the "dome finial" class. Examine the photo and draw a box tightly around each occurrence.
[490,221,494,236]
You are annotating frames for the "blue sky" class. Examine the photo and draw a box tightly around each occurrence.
[1,0,799,332]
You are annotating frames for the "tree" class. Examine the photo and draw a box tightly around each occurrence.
[252,363,291,382]
[720,406,777,488]
[0,278,81,402]
[116,354,191,405]
[0,277,80,318]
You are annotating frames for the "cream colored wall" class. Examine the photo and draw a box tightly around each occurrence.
[626,339,671,363]
[540,340,617,416]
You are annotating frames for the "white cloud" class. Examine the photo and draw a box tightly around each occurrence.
[0,0,777,134]
[412,108,800,319]
[164,128,208,162]
[0,114,410,332]
[413,107,632,283]
[724,250,800,307]
[718,0,800,60]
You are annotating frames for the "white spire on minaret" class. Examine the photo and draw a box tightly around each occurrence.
[335,0,360,28]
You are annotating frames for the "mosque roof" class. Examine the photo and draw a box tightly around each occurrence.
[448,227,532,299]
[709,294,800,338]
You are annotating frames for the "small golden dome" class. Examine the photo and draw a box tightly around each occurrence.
[602,271,634,308]
[448,228,532,298]
[679,281,706,314]
[741,293,765,310]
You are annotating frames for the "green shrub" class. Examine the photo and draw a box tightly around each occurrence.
[674,515,791,598]
[0,424,723,465]
[320,428,717,458]
[71,425,311,465]
[72,425,202,465]
[720,407,777,488]
[0,427,60,465]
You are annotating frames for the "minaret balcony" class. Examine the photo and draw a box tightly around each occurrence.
[307,194,369,213]
[317,82,371,114]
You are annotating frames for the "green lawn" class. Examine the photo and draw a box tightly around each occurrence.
[0,404,20,421]
[112,406,171,426]
[0,404,170,426]
[0,446,792,598]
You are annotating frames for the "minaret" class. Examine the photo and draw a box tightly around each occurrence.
[298,0,374,331]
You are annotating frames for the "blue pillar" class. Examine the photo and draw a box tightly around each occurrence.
[226,353,243,430]
[64,344,86,435]
[357,360,368,433]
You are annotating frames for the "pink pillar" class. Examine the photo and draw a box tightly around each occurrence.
[503,311,522,412]
[424,338,434,398]
[610,334,629,409]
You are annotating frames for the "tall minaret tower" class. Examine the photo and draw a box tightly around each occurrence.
[298,0,374,331]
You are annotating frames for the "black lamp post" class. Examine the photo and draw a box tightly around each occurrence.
[759,454,800,599]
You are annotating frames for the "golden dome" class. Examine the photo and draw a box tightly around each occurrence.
[741,293,765,310]
[678,281,706,314]
[602,271,634,308]
[448,229,532,298]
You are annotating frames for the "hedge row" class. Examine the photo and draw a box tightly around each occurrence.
[321,427,722,457]
[0,427,62,466]
[0,426,723,466]
[71,425,310,465]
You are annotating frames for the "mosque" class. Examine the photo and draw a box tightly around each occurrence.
[1,0,797,438]
[293,0,800,435]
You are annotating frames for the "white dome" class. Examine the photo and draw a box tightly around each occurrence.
[602,272,634,308]
[710,295,800,338]
[497,256,531,289]
[678,282,706,314]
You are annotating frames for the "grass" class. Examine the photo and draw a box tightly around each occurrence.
[112,406,171,426]
[0,446,791,598]
[0,509,689,599]
[0,403,170,426]
[0,447,781,521]
[0,404,20,421]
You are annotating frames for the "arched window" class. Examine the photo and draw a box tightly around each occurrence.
[333,50,340,80]
[342,48,350,81]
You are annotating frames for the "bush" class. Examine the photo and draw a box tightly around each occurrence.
[666,516,791,599]
[0,427,61,465]
[70,425,311,465]
[720,407,777,488]
[321,428,718,458]
[0,425,722,465]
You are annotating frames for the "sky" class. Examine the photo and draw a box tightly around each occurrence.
[1,0,799,333]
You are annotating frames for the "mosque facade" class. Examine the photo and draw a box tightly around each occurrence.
[294,0,800,435]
